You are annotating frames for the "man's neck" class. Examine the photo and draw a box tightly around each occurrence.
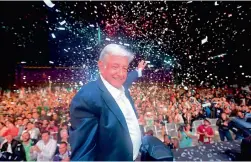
[61,138,68,142]
[61,151,67,155]
[43,140,50,145]
[23,140,30,145]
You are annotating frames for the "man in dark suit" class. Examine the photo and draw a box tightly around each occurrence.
[0,131,26,161]
[69,44,147,161]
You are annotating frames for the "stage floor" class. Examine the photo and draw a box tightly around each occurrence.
[172,140,241,161]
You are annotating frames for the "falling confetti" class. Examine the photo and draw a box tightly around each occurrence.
[201,36,208,45]
[1,1,250,86]
[51,33,56,38]
[43,0,55,8]
[59,20,66,25]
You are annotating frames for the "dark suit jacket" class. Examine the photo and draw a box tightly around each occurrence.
[69,70,140,161]
[1,139,26,161]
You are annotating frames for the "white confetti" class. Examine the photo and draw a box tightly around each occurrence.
[201,36,208,45]
[51,33,56,38]
[57,27,65,30]
[43,0,55,8]
[49,61,54,64]
[214,1,219,6]
[59,20,66,25]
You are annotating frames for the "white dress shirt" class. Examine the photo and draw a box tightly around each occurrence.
[100,69,142,160]
[7,143,12,153]
[32,139,57,161]
[29,128,40,140]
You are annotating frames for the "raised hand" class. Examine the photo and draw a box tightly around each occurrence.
[138,60,148,71]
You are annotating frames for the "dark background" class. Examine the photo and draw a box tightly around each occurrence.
[0,1,251,89]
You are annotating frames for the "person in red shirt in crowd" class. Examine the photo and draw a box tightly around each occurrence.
[197,119,214,144]
[2,121,19,138]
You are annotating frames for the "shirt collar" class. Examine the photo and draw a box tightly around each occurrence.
[100,75,125,100]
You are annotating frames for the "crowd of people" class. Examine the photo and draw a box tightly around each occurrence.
[0,87,74,161]
[0,83,251,161]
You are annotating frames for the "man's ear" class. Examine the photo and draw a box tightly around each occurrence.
[98,60,103,69]
[98,60,106,69]
[98,61,106,75]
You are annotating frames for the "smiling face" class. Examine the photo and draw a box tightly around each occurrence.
[98,54,129,88]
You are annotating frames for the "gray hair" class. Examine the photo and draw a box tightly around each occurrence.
[60,129,68,137]
[99,44,134,63]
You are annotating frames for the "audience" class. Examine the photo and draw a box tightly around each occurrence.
[197,119,214,144]
[1,132,26,161]
[53,142,71,162]
[178,124,194,148]
[21,132,37,161]
[163,134,174,149]
[0,83,250,160]
[216,113,233,141]
[30,131,57,161]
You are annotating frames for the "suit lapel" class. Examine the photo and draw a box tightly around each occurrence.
[97,78,130,135]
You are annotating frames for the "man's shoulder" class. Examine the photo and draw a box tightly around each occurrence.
[50,139,57,145]
[71,80,102,106]
[77,81,100,95]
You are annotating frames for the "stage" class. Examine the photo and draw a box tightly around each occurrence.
[172,140,241,161]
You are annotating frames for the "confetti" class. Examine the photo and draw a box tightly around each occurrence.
[201,36,208,45]
[57,27,65,30]
[59,20,66,25]
[1,2,250,86]
[51,33,56,38]
[43,0,55,8]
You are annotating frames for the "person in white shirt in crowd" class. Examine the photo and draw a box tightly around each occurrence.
[30,131,57,161]
[25,122,40,140]
[174,109,184,124]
